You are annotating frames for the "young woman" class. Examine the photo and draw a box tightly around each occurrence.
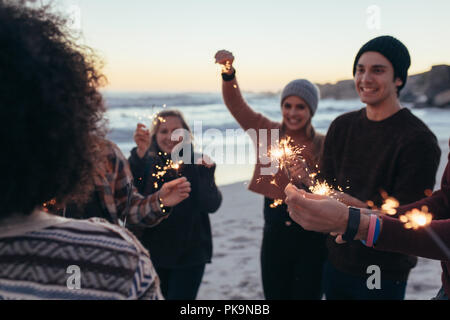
[214,50,326,300]
[0,1,163,300]
[128,110,222,300]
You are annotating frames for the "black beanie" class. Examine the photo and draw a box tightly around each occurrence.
[352,35,411,94]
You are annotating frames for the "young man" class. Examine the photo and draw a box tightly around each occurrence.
[317,35,441,299]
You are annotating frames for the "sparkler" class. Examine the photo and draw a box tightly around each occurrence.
[309,181,334,196]
[399,206,450,260]
[378,195,450,260]
[269,137,303,182]
[270,199,283,208]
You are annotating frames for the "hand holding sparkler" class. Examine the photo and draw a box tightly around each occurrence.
[134,123,150,158]
[159,177,191,207]
[284,183,362,235]
[289,158,315,188]
[214,50,235,74]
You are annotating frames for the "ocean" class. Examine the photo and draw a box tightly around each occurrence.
[103,91,450,187]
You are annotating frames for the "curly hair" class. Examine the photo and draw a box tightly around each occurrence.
[0,1,107,216]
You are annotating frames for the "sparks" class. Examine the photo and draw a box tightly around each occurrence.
[270,199,283,208]
[269,137,303,181]
[400,206,433,230]
[381,197,399,215]
[309,181,333,196]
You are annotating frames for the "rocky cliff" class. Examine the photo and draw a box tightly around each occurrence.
[316,65,450,108]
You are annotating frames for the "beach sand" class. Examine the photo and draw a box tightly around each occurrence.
[197,142,449,300]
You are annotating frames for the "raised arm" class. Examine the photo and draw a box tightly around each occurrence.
[214,50,276,131]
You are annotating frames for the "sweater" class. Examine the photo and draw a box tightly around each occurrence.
[222,77,324,201]
[0,210,163,299]
[321,108,441,281]
[376,140,450,296]
[128,145,222,268]
[63,140,168,228]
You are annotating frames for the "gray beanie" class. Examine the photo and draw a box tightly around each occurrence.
[280,79,320,116]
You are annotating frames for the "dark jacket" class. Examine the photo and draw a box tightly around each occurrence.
[128,144,222,268]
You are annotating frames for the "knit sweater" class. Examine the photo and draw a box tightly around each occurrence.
[375,140,450,296]
[222,77,324,201]
[0,210,163,299]
[321,108,441,281]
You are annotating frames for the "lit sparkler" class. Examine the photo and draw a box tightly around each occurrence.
[270,199,283,208]
[269,137,304,182]
[399,206,450,260]
[309,181,334,196]
[381,197,399,215]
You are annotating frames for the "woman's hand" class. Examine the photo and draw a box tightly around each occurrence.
[214,50,235,74]
[159,177,191,207]
[289,159,313,188]
[134,123,150,158]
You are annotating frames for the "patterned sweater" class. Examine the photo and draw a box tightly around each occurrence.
[63,140,169,228]
[0,210,163,300]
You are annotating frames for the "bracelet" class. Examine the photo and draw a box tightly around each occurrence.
[361,215,381,247]
[362,214,378,247]
[372,217,381,245]
[342,207,361,242]
[221,68,236,81]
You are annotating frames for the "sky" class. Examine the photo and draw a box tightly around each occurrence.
[50,0,450,92]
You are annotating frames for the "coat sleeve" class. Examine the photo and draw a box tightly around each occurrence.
[375,215,450,261]
[192,162,222,213]
[222,76,278,132]
[112,144,169,227]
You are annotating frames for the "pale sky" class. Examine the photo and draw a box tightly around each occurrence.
[54,0,450,92]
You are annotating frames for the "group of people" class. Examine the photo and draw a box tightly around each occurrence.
[215,34,444,300]
[0,0,448,301]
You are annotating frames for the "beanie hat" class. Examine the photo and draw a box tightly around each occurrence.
[280,79,320,116]
[352,35,411,93]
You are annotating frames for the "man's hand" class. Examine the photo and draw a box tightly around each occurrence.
[134,123,150,158]
[159,177,191,207]
[284,183,348,234]
[214,50,235,74]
